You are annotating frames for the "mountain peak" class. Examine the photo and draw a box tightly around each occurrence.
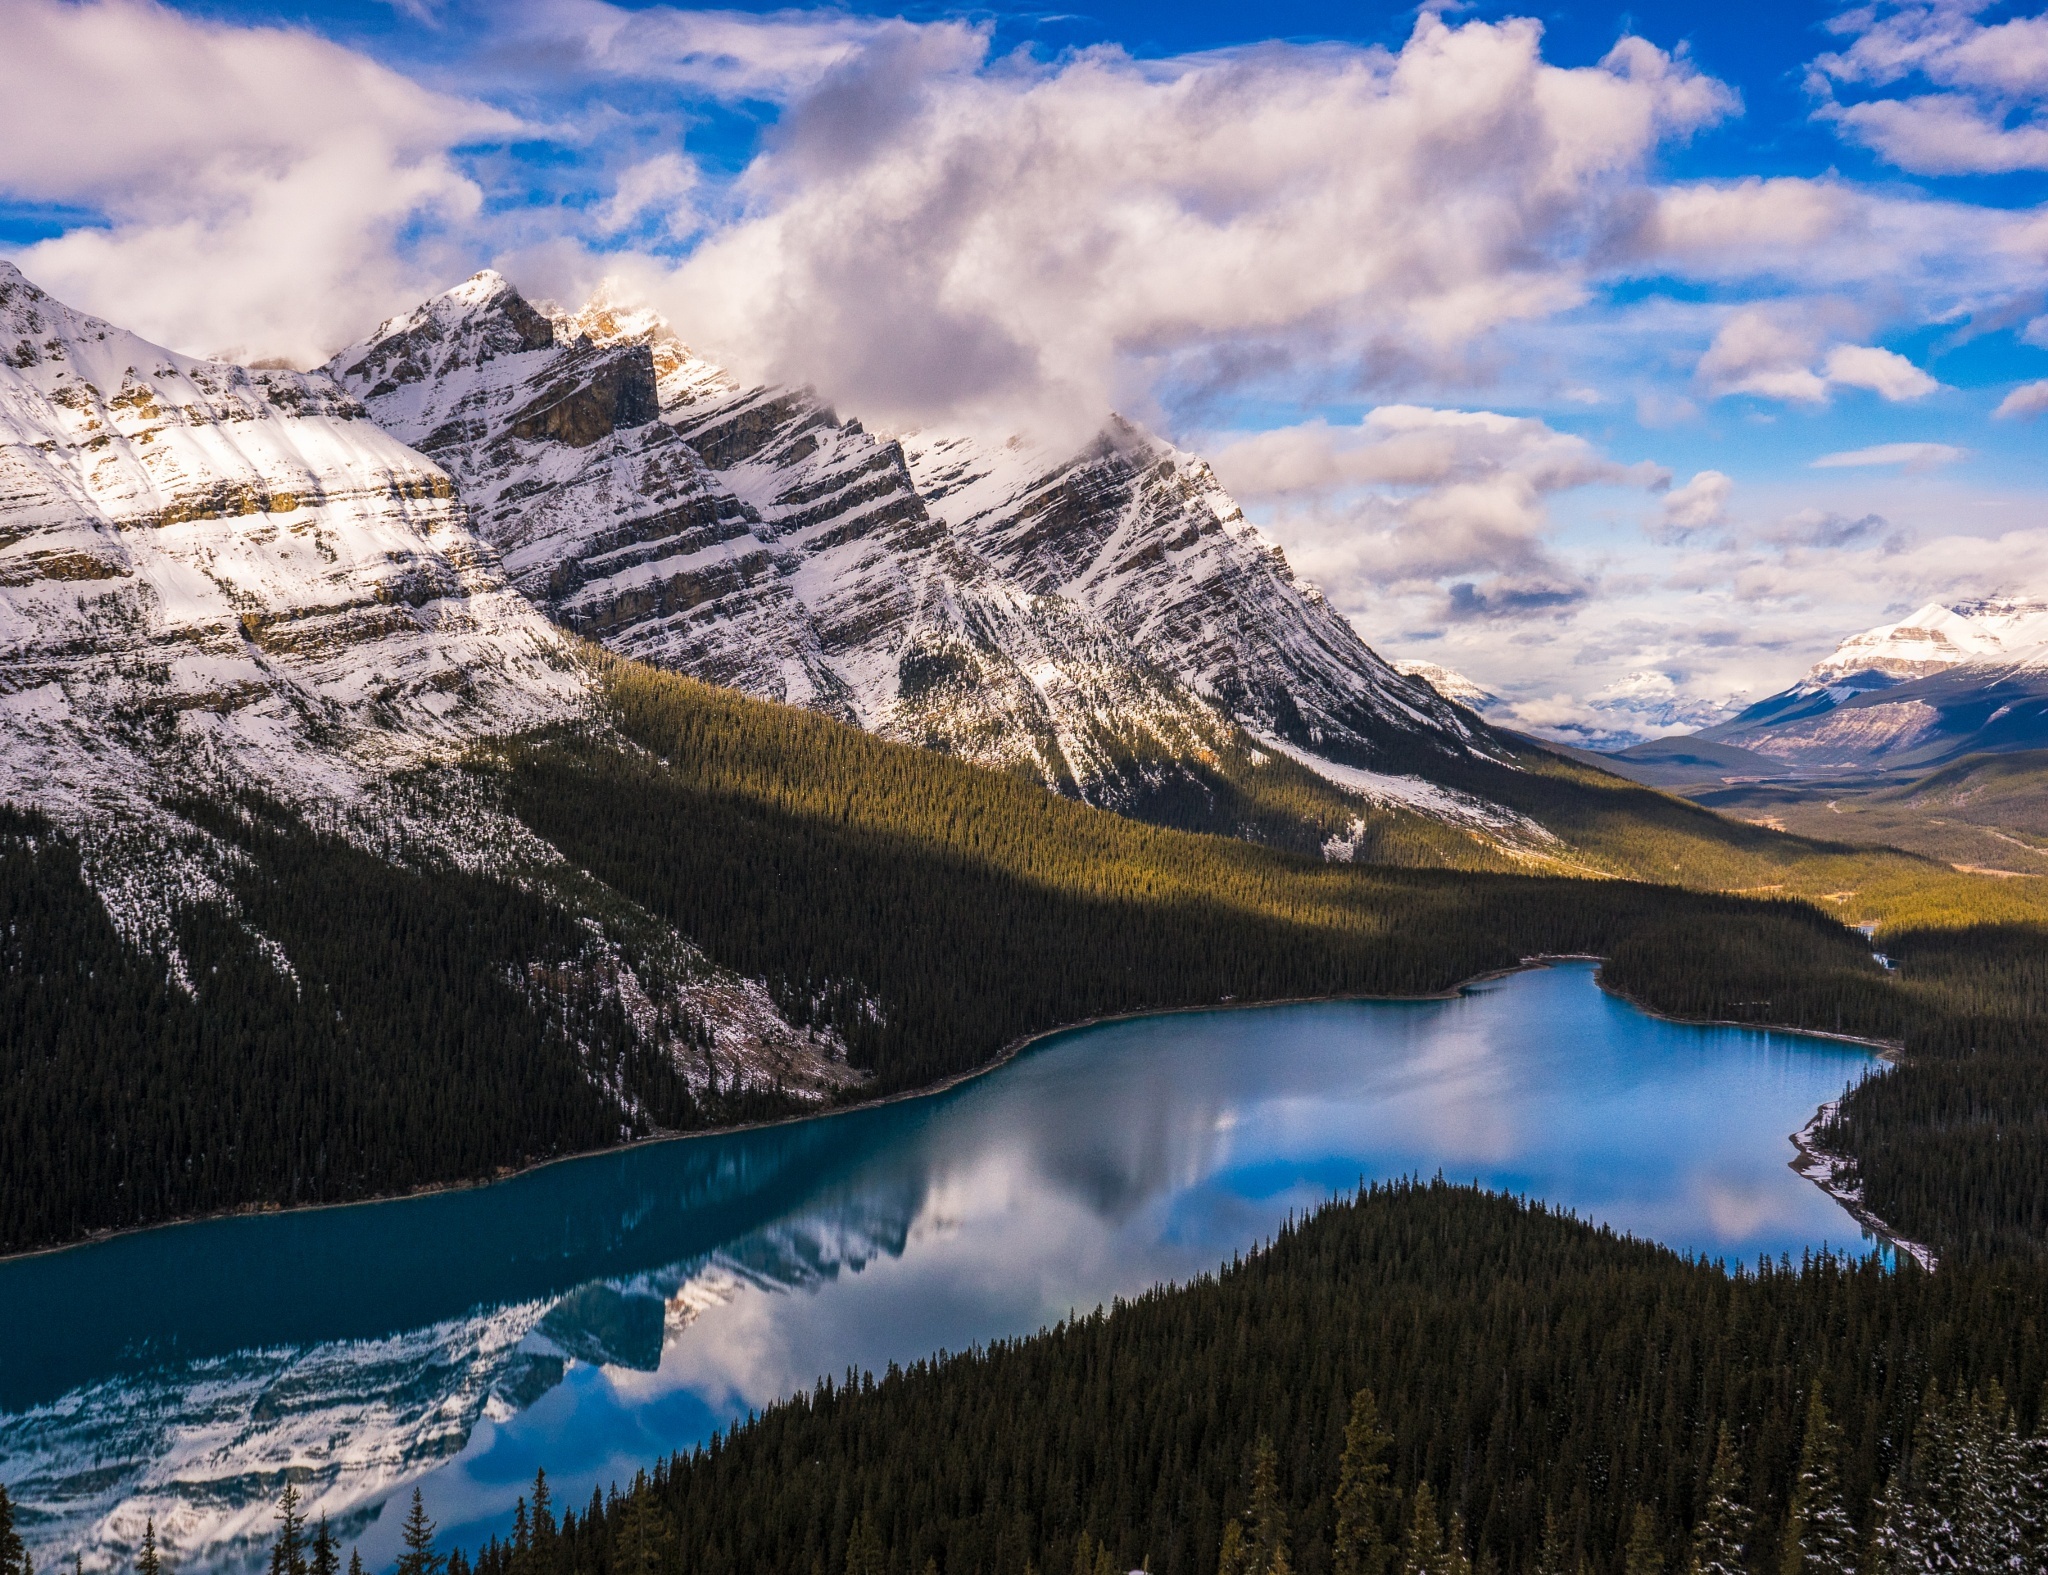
[1807,597,2047,685]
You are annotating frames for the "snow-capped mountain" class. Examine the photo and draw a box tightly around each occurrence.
[328,274,1493,813]
[1391,660,1497,710]
[1699,597,2048,768]
[0,261,583,811]
[0,262,850,1097]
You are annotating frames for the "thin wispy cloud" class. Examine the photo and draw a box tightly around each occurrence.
[1811,442,1966,468]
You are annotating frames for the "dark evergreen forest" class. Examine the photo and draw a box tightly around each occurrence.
[436,1183,2048,1575]
[6,657,2047,1259]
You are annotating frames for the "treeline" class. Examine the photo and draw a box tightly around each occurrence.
[451,1182,2047,1575]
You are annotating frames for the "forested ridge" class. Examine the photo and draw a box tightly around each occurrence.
[5,653,2045,1258]
[496,664,1905,1099]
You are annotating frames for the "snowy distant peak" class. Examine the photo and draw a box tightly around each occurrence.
[1806,596,2048,686]
[1393,661,1498,709]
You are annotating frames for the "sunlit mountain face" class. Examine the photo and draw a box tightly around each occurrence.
[3,0,2045,751]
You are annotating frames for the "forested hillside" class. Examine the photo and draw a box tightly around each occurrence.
[448,1182,2048,1575]
[9,648,2046,1259]
[495,661,1902,1098]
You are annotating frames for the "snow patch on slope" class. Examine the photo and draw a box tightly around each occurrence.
[1257,734,1551,841]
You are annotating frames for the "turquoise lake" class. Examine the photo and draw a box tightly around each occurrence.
[0,963,1881,1574]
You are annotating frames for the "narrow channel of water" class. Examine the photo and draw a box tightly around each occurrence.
[0,964,1880,1574]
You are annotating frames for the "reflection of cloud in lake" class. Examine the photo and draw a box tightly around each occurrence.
[0,966,1881,1575]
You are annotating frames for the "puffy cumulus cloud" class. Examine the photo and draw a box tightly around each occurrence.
[1695,308,1938,403]
[1210,405,1669,648]
[1658,470,1733,536]
[1995,379,2048,417]
[0,0,516,363]
[1811,441,1965,469]
[653,13,1735,439]
[1210,405,1661,499]
[593,153,704,242]
[1812,1,2048,173]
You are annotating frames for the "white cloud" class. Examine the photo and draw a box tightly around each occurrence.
[593,153,703,241]
[1695,308,1938,404]
[488,1,965,102]
[649,13,1734,438]
[1822,343,1941,399]
[1994,379,2048,418]
[1660,470,1733,534]
[1814,1,2048,173]
[1211,406,1667,632]
[0,0,515,364]
[1811,441,1965,468]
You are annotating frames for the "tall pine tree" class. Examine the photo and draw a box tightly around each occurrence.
[1688,1427,1750,1575]
[396,1489,442,1575]
[135,1518,161,1575]
[268,1487,307,1575]
[1781,1392,1855,1575]
[1332,1392,1395,1575]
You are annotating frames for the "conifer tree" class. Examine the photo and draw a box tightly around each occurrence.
[531,1472,555,1547]
[1217,1520,1246,1575]
[1333,1391,1395,1575]
[1534,1509,1572,1575]
[136,1518,161,1575]
[1246,1437,1293,1575]
[1404,1484,1444,1575]
[269,1487,308,1575]
[1688,1428,1750,1575]
[310,1518,338,1575]
[347,1552,364,1575]
[1624,1508,1663,1575]
[2,1492,31,1575]
[396,1489,443,1575]
[1441,1513,1472,1575]
[1780,1392,1855,1575]
[847,1510,885,1575]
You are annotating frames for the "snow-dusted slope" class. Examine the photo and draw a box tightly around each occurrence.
[332,278,1271,803]
[1701,597,2048,767]
[902,424,1488,771]
[0,261,584,855]
[0,263,850,1097]
[332,276,1496,820]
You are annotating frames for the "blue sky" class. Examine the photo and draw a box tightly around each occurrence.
[3,0,2046,742]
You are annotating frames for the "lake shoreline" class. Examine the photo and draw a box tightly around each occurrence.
[0,953,1888,1266]
[1787,1099,1939,1270]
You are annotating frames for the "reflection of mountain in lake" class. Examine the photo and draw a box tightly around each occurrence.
[0,970,1880,1575]
[0,1160,931,1575]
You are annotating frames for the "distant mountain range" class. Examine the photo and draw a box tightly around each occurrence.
[1601,598,2048,781]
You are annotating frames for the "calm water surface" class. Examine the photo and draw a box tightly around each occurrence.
[0,964,1880,1573]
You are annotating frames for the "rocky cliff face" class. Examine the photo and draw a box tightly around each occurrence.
[0,262,851,1101]
[330,276,1495,818]
[0,262,585,838]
